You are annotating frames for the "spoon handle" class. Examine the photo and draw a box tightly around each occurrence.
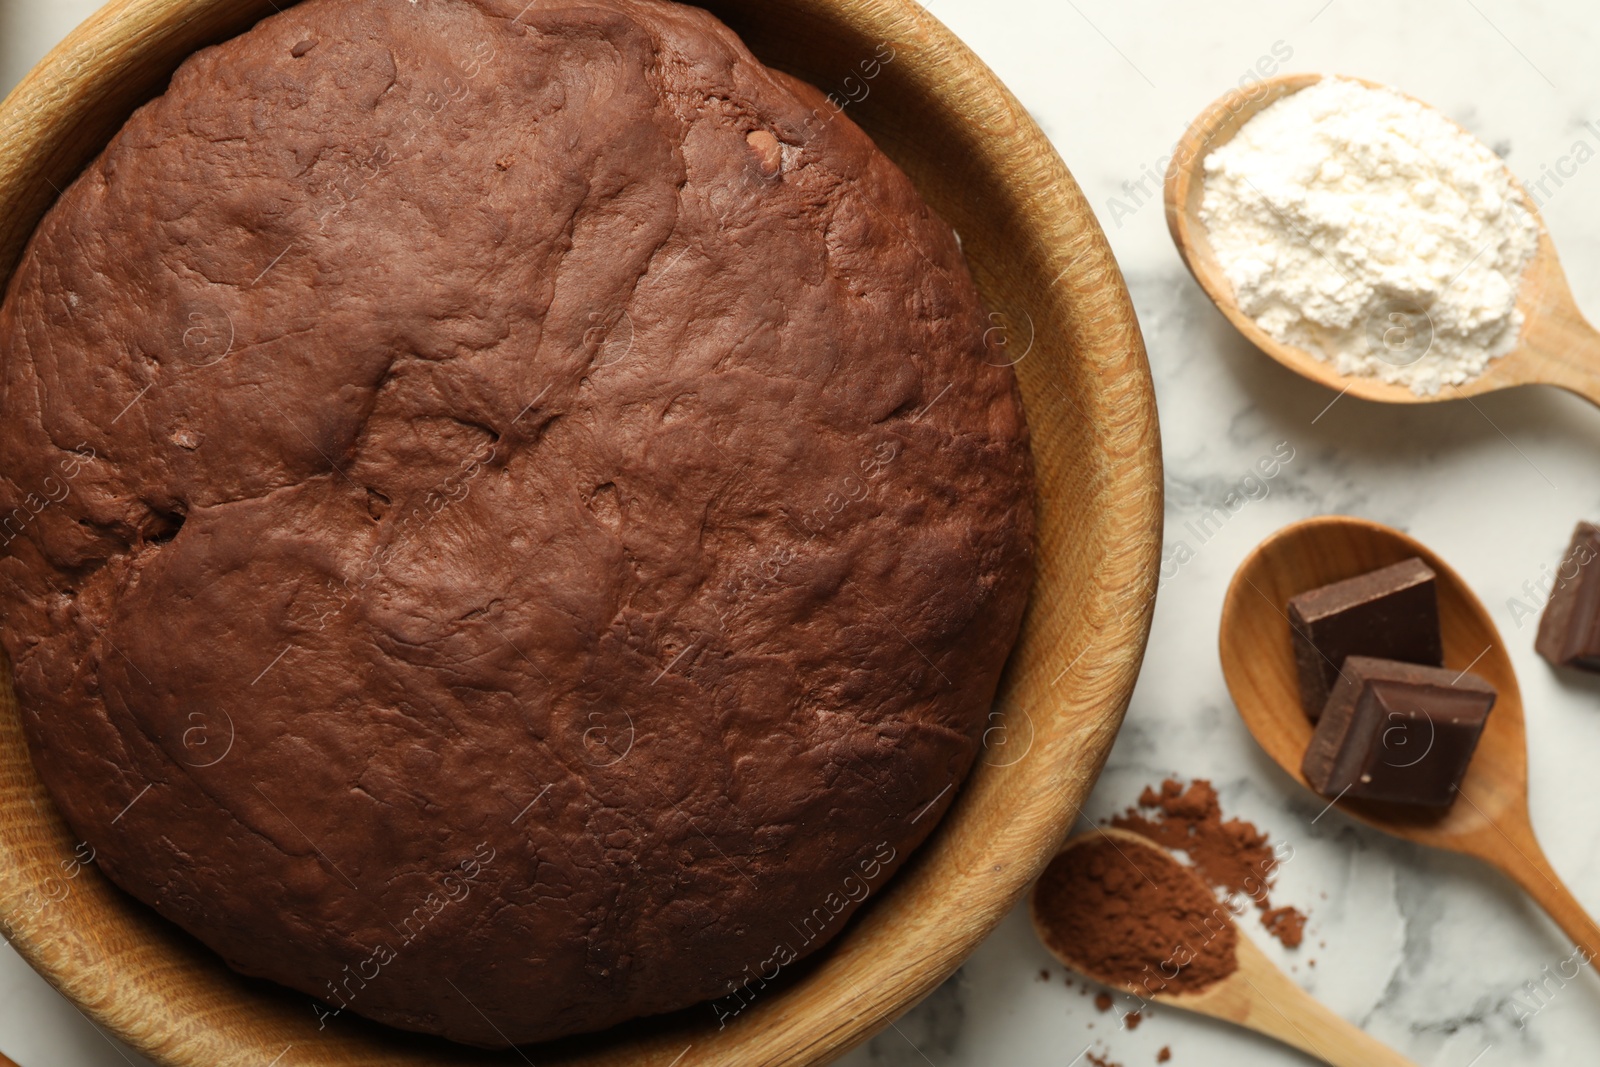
[1200,937,1420,1067]
[1492,833,1600,964]
[1521,295,1600,408]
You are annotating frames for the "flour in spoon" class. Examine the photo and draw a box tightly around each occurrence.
[1200,77,1539,396]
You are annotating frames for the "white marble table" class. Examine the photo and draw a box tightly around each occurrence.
[5,1,1600,1065]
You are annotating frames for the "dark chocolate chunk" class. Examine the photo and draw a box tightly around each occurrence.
[1302,656,1495,808]
[1535,522,1600,672]
[1287,558,1441,719]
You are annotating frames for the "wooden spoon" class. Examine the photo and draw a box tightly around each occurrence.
[1031,827,1417,1067]
[1220,515,1600,962]
[1165,72,1600,406]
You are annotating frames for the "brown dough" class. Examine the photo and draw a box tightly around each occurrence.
[0,0,1033,1046]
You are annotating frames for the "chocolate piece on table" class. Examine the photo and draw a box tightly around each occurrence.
[1302,656,1496,808]
[1287,557,1442,720]
[1535,521,1600,672]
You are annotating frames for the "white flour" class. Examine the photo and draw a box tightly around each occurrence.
[1199,78,1539,396]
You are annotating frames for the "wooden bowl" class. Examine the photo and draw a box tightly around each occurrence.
[0,1,1160,1063]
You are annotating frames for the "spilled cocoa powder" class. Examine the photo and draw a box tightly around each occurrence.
[1262,905,1307,948]
[1111,779,1307,949]
[1030,780,1308,1067]
[1033,835,1238,996]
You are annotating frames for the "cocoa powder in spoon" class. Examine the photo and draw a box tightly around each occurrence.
[1111,779,1307,948]
[1033,834,1238,996]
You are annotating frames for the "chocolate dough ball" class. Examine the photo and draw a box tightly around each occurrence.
[0,0,1032,1045]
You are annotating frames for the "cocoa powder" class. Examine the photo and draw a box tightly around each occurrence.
[1111,779,1307,948]
[1262,905,1307,948]
[1033,835,1238,996]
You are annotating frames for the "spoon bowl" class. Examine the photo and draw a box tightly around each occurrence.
[1221,516,1600,957]
[1165,73,1600,406]
[1031,827,1417,1067]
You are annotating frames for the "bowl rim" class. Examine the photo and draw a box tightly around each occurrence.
[0,0,1163,1063]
